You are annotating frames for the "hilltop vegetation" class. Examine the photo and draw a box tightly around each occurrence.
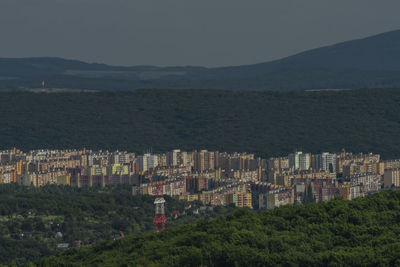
[34,190,400,266]
[0,88,400,158]
[0,184,234,265]
[2,69,400,92]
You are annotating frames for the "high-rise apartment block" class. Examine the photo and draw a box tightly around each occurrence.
[315,152,336,173]
[289,152,310,171]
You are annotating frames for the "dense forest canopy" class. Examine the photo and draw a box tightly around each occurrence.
[0,88,399,158]
[34,190,400,266]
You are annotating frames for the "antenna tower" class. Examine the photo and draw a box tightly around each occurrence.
[153,182,167,231]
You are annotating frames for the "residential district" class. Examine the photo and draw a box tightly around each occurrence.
[1,148,400,209]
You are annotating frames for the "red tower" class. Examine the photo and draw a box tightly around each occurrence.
[153,182,167,231]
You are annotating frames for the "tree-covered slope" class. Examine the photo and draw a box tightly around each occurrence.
[34,190,400,266]
[0,88,400,158]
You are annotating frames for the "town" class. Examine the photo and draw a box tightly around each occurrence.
[1,148,399,210]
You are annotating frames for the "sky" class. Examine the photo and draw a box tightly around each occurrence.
[1,0,400,67]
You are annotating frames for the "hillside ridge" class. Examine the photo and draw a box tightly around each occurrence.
[2,30,400,91]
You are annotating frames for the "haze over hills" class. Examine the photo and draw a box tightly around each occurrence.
[2,29,400,91]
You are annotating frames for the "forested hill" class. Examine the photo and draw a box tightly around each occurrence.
[0,88,400,158]
[34,190,400,266]
[2,30,400,91]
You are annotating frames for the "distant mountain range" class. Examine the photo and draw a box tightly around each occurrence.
[2,29,400,91]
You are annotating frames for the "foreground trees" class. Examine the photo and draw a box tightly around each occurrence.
[36,190,400,266]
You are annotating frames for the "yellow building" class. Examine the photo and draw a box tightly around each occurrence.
[57,174,71,185]
[110,164,129,175]
[227,192,252,209]
[179,194,199,202]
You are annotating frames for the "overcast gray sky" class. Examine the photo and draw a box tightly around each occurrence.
[1,0,400,67]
